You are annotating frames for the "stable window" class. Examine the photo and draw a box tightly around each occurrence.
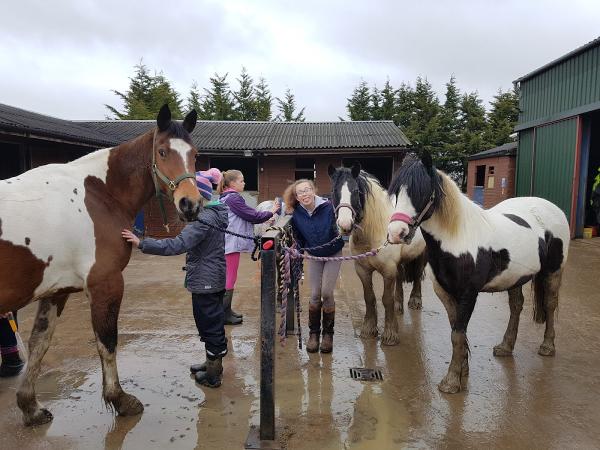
[209,156,258,191]
[295,158,315,180]
[489,166,495,175]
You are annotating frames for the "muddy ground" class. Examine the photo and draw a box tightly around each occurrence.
[1,239,599,449]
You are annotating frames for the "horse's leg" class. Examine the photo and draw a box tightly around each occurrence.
[493,286,524,356]
[87,270,143,416]
[394,266,404,314]
[381,273,400,345]
[17,294,68,426]
[538,269,562,356]
[433,280,475,393]
[407,255,425,310]
[355,263,378,338]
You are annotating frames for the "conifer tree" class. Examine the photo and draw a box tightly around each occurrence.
[187,81,202,116]
[394,82,414,129]
[255,77,273,121]
[347,80,371,120]
[201,73,236,120]
[437,75,462,176]
[405,77,441,156]
[370,86,383,120]
[233,67,257,121]
[484,87,519,147]
[276,88,306,122]
[457,91,487,188]
[379,79,396,121]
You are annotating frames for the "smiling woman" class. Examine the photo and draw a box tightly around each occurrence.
[283,178,344,353]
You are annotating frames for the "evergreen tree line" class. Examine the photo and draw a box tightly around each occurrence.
[106,62,305,122]
[346,76,519,185]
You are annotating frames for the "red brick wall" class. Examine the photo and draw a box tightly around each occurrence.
[258,156,296,202]
[466,156,516,209]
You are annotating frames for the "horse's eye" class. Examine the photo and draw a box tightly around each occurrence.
[158,149,167,158]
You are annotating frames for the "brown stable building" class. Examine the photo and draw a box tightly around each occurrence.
[0,103,411,237]
[466,142,517,209]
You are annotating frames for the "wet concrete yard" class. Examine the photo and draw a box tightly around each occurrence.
[1,240,599,449]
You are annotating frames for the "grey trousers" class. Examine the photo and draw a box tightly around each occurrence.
[307,251,342,310]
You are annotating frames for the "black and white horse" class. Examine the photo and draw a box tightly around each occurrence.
[387,152,570,393]
[329,164,426,345]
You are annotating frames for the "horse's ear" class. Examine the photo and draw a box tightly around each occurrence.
[421,150,433,173]
[157,104,172,131]
[183,109,198,133]
[328,164,336,178]
[351,162,361,178]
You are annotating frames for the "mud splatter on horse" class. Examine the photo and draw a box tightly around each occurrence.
[0,105,201,425]
[387,152,569,393]
[329,163,426,345]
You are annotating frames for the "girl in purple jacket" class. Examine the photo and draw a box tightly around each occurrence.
[218,170,280,324]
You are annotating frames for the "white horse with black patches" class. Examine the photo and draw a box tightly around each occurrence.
[387,152,570,393]
[329,164,426,345]
[0,105,202,425]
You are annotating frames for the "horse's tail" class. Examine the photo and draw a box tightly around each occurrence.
[402,252,426,284]
[532,274,547,324]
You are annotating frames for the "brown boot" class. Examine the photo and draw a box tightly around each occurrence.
[320,307,335,353]
[306,303,321,353]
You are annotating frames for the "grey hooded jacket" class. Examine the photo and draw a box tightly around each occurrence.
[138,202,228,294]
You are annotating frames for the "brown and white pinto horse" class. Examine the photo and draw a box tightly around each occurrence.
[0,104,201,425]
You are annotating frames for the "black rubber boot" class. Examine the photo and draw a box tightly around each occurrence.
[320,308,335,354]
[194,357,223,388]
[226,289,243,319]
[0,352,25,378]
[223,290,242,325]
[306,303,321,353]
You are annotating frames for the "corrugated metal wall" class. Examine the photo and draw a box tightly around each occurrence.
[516,128,534,196]
[519,44,600,125]
[525,119,578,219]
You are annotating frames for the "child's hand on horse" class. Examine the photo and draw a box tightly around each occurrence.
[272,199,281,214]
[121,229,140,248]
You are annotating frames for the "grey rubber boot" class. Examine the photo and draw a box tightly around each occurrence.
[223,290,243,325]
[227,289,243,319]
[194,357,223,388]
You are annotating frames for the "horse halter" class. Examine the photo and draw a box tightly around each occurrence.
[334,202,356,220]
[151,130,197,231]
[389,191,435,244]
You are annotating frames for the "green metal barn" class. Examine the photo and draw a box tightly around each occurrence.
[514,36,600,237]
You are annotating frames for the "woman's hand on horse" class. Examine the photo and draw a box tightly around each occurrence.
[121,229,140,248]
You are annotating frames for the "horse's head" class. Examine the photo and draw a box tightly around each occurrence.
[153,105,202,221]
[328,162,368,235]
[387,151,441,244]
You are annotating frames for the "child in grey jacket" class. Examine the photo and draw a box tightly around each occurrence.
[121,171,228,388]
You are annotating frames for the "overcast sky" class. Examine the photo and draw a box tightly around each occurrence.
[1,0,598,121]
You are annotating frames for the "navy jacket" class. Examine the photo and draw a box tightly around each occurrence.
[291,198,344,257]
[138,202,228,294]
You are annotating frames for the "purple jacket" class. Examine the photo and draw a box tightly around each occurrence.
[220,190,273,254]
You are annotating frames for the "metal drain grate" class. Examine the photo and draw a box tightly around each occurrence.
[349,367,383,381]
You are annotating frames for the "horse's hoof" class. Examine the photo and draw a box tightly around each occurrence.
[115,393,144,416]
[360,323,379,339]
[380,330,400,346]
[24,408,53,427]
[538,344,555,357]
[438,377,461,394]
[408,297,422,310]
[493,344,513,357]
[394,302,404,314]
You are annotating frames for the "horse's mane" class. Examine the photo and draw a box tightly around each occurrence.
[165,121,194,143]
[358,171,391,244]
[389,153,485,238]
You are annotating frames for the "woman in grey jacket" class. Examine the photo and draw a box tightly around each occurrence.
[218,170,279,324]
[121,172,228,388]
